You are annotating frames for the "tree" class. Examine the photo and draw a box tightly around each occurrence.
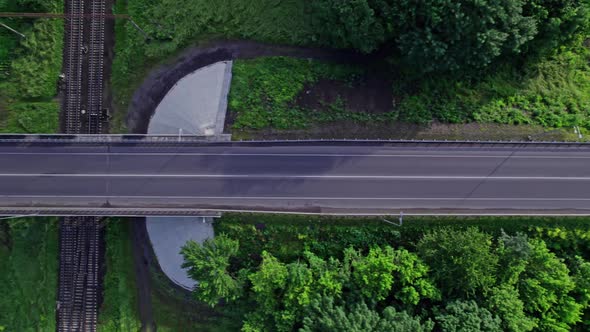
[391,248,440,306]
[486,284,537,332]
[301,296,434,332]
[517,239,583,331]
[180,234,243,306]
[244,246,436,331]
[310,0,390,53]
[570,256,590,329]
[435,300,502,332]
[390,0,538,73]
[523,0,590,54]
[305,251,345,299]
[417,227,499,298]
[246,251,317,332]
[496,231,532,285]
[344,246,396,302]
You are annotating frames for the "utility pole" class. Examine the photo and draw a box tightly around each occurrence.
[574,126,583,139]
[0,22,25,38]
[128,18,150,40]
[0,12,150,40]
[382,211,404,227]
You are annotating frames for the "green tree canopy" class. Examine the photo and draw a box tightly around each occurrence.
[180,234,243,306]
[311,0,390,53]
[390,0,538,73]
[486,284,537,332]
[435,300,502,332]
[417,227,499,298]
[301,296,434,332]
[517,239,583,331]
[311,0,589,73]
[344,246,396,302]
[523,0,590,54]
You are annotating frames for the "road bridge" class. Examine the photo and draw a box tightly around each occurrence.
[1,135,590,216]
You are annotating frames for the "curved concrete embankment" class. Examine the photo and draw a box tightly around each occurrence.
[126,40,367,134]
[144,61,233,289]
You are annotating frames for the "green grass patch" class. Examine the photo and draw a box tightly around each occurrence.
[0,218,59,331]
[228,57,395,130]
[151,287,239,332]
[0,102,60,133]
[0,0,63,133]
[97,219,141,332]
[138,0,314,58]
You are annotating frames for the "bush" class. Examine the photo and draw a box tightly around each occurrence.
[397,45,590,129]
[1,102,59,133]
[0,0,62,134]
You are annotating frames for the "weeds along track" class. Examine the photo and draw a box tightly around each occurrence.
[58,0,107,331]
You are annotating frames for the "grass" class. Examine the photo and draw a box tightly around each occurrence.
[0,102,60,133]
[110,0,319,133]
[97,219,141,332]
[228,56,394,130]
[397,45,590,129]
[150,287,239,332]
[0,3,63,330]
[0,0,63,133]
[0,218,59,331]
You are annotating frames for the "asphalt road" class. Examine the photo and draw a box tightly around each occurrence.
[1,143,590,215]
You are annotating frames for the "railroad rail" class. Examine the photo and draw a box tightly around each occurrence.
[62,0,84,133]
[57,217,100,331]
[0,12,128,19]
[57,1,107,331]
[85,0,105,134]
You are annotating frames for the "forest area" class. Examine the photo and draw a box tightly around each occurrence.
[182,215,590,332]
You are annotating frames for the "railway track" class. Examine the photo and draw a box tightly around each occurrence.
[58,0,108,331]
[57,218,100,332]
[85,0,105,134]
[62,0,84,133]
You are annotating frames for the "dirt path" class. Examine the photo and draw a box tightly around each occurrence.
[126,40,376,134]
[129,218,156,331]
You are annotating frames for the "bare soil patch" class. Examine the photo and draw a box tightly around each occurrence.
[296,74,393,114]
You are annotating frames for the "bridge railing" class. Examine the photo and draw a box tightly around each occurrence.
[0,134,588,148]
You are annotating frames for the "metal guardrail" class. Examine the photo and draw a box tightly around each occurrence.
[0,134,588,148]
[1,207,589,217]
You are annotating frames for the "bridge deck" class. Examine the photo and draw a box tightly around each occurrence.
[1,140,590,216]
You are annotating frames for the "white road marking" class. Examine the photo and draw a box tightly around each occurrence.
[0,174,589,180]
[1,195,589,200]
[1,152,590,159]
